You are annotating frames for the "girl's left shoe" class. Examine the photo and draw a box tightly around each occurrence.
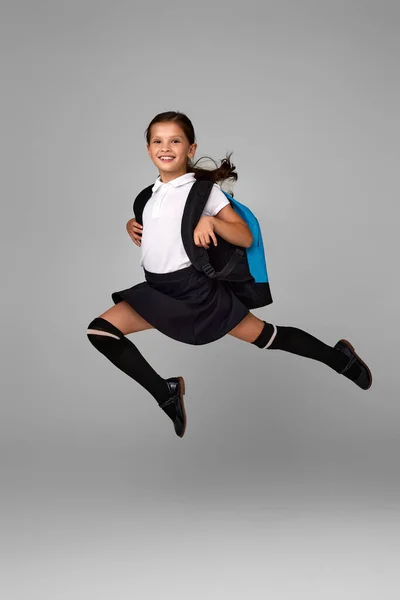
[158,376,187,437]
[334,339,372,390]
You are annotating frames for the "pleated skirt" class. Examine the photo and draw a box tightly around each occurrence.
[111,264,250,345]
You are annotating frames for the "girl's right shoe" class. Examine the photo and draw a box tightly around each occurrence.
[334,339,372,390]
[158,376,187,437]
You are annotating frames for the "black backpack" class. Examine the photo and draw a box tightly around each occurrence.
[133,178,273,309]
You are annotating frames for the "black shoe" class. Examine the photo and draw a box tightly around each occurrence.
[334,339,372,390]
[158,376,187,438]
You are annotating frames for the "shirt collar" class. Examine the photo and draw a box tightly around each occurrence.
[152,172,195,193]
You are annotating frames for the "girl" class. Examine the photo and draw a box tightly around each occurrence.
[87,111,372,439]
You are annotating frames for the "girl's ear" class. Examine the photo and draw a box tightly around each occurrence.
[189,142,197,158]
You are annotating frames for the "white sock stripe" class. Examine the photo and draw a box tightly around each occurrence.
[264,324,277,349]
[86,329,121,340]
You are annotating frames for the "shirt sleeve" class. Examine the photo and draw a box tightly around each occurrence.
[202,183,231,217]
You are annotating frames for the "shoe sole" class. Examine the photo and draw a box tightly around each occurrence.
[338,339,373,390]
[177,376,187,437]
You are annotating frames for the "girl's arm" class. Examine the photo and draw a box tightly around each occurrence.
[211,204,253,248]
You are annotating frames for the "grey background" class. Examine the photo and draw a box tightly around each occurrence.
[1,1,399,598]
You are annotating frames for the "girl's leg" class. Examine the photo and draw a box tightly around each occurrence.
[86,301,176,418]
[88,300,154,336]
[228,313,364,381]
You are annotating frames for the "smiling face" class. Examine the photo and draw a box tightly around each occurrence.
[147,121,197,183]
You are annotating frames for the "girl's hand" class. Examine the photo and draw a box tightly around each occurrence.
[193,216,218,249]
[126,218,143,247]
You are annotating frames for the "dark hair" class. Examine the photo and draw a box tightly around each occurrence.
[144,111,238,191]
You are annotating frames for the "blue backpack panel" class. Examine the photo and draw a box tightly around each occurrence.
[222,191,269,284]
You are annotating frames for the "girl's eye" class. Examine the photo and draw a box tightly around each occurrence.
[153,140,181,143]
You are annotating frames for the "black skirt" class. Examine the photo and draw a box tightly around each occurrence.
[111,264,250,345]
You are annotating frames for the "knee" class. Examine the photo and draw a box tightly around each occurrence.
[251,321,278,348]
[86,317,123,343]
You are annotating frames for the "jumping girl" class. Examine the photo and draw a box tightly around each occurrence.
[87,111,372,439]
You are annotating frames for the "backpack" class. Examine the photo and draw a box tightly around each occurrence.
[133,178,273,309]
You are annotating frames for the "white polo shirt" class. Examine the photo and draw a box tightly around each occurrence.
[140,172,230,273]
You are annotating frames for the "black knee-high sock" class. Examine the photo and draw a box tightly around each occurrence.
[87,317,175,419]
[252,321,361,377]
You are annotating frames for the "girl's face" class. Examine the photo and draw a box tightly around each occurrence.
[147,122,197,181]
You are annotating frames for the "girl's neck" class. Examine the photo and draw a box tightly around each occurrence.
[159,169,189,184]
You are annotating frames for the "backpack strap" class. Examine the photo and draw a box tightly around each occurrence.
[133,184,153,225]
[181,179,245,279]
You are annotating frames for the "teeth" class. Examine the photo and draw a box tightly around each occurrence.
[160,157,174,161]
